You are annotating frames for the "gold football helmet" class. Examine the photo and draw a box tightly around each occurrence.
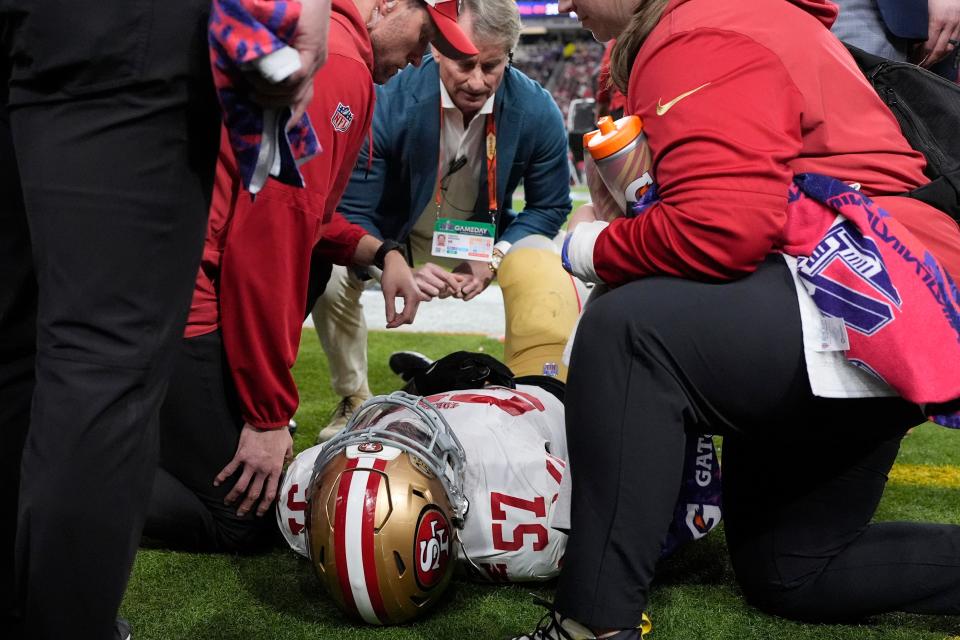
[306,392,469,625]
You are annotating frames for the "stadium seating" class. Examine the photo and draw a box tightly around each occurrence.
[513,37,604,125]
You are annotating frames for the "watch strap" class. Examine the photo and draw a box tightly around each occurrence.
[374,239,403,270]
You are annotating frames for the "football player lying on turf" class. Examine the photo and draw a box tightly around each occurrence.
[277,350,723,624]
[139,237,573,552]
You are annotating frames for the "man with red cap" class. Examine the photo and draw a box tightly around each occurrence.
[141,0,478,554]
[310,0,573,441]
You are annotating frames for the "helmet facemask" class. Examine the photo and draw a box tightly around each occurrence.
[306,392,470,624]
[312,391,470,526]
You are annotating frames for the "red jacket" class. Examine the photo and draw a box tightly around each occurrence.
[185,0,374,428]
[591,0,960,285]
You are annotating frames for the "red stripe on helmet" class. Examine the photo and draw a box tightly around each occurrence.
[360,459,390,623]
[334,458,360,615]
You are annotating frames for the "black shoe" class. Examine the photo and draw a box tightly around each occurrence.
[116,618,132,640]
[388,351,433,382]
[509,597,651,640]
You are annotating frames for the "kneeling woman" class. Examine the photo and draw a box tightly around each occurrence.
[516,0,960,638]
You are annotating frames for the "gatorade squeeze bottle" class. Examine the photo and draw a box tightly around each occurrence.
[583,115,653,218]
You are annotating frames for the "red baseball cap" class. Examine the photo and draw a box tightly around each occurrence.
[422,0,479,59]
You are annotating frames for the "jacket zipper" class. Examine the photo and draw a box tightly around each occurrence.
[876,63,951,174]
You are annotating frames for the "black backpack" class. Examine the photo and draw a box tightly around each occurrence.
[844,43,960,223]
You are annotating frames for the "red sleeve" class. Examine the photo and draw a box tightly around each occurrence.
[220,188,318,428]
[219,52,374,429]
[313,210,367,264]
[289,52,375,265]
[593,30,804,285]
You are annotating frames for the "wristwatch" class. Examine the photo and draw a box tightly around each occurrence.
[488,248,505,274]
[374,239,404,270]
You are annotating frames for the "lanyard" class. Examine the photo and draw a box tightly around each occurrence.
[434,105,499,228]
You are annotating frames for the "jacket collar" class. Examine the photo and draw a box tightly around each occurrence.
[406,58,525,224]
[332,0,374,72]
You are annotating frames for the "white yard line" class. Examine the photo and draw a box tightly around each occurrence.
[303,286,506,337]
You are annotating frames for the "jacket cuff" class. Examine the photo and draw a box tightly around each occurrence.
[566,220,609,284]
[243,415,293,430]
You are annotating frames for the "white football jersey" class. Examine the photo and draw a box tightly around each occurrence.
[278,384,568,583]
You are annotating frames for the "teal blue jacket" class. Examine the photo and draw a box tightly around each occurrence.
[338,56,571,245]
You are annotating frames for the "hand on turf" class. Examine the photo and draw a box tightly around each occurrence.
[919,0,960,67]
[413,262,467,300]
[452,259,494,301]
[381,250,422,328]
[215,423,293,517]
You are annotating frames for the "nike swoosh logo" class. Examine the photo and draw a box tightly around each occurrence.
[656,82,711,116]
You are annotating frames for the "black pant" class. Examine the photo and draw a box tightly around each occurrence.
[0,2,218,637]
[556,256,960,628]
[144,331,278,552]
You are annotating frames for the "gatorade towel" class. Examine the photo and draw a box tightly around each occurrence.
[209,0,321,193]
[787,174,960,428]
[661,434,723,558]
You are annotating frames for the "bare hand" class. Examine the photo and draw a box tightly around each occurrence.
[568,202,599,235]
[919,0,960,67]
[413,263,467,300]
[215,423,293,517]
[285,0,331,124]
[381,251,423,328]
[584,155,623,221]
[452,260,494,301]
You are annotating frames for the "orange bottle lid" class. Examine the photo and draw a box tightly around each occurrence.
[584,115,643,160]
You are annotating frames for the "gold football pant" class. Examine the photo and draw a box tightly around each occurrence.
[499,245,584,381]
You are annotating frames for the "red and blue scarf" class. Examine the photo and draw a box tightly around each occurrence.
[209,0,320,193]
[631,174,960,427]
[788,174,960,428]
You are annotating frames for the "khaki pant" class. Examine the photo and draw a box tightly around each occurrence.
[312,264,370,397]
[310,235,584,395]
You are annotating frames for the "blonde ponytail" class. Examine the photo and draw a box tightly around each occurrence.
[610,0,669,94]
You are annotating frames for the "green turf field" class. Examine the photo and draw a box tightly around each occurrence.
[121,329,960,639]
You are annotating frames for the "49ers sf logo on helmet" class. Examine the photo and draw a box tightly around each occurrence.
[414,508,451,589]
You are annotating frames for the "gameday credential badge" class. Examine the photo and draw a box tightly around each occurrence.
[331,103,354,133]
[413,507,452,589]
[431,218,495,262]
